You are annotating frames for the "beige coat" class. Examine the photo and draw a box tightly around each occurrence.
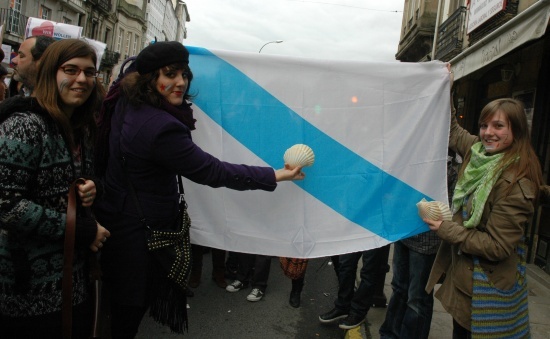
[425,111,536,330]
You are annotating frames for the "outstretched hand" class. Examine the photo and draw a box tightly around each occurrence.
[275,164,306,182]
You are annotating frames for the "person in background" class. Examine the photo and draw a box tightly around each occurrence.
[11,35,55,96]
[0,65,8,102]
[425,66,542,338]
[279,257,309,308]
[189,245,228,289]
[0,39,109,338]
[319,245,390,330]
[379,151,459,339]
[226,253,272,302]
[93,41,305,338]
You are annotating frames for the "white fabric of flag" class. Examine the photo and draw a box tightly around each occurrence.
[185,47,451,258]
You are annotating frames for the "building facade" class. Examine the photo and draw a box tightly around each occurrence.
[397,0,550,273]
[0,0,190,88]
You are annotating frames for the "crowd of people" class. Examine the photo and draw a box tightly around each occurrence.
[0,37,543,339]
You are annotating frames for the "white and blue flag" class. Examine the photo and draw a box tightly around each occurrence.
[185,47,451,258]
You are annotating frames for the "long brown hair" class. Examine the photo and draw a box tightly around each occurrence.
[34,39,105,149]
[121,63,193,108]
[464,98,543,197]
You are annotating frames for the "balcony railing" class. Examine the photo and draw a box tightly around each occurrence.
[66,0,84,8]
[101,49,120,67]
[435,6,467,61]
[98,0,111,13]
[0,8,28,38]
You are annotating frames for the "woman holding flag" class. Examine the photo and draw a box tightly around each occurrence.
[424,65,542,338]
[94,41,305,338]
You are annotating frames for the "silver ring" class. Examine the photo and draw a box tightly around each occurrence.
[102,237,107,242]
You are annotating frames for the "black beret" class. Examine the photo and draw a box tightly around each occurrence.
[135,41,189,75]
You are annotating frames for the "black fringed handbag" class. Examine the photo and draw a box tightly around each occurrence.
[122,159,192,334]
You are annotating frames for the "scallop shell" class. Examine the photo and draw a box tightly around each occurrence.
[283,144,315,169]
[416,198,452,221]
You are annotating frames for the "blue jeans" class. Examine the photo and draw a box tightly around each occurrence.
[334,245,389,317]
[379,241,436,339]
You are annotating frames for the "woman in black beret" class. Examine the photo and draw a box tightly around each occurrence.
[94,41,305,337]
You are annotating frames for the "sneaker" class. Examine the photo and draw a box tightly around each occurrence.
[338,313,366,330]
[246,288,264,302]
[226,280,247,292]
[319,308,348,323]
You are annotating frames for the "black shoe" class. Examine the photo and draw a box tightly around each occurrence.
[338,313,366,330]
[319,308,348,323]
[289,291,301,308]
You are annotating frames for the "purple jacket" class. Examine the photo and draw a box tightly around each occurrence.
[94,100,276,306]
[97,100,276,222]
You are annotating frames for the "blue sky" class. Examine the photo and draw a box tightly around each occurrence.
[183,0,404,62]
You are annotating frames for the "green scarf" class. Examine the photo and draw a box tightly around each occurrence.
[451,142,510,228]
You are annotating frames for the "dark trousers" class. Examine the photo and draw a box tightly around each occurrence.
[235,253,272,291]
[191,244,226,274]
[452,319,472,339]
[334,245,389,317]
[379,241,436,339]
[0,300,93,339]
[110,301,148,339]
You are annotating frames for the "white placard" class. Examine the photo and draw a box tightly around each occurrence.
[81,37,107,70]
[1,44,11,64]
[467,0,507,34]
[25,17,83,40]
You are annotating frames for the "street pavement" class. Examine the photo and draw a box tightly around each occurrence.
[137,255,345,338]
[136,247,550,339]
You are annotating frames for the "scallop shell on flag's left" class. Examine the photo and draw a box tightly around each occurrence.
[283,144,315,169]
[416,198,452,221]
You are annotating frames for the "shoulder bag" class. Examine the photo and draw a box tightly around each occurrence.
[471,240,530,338]
[121,157,191,334]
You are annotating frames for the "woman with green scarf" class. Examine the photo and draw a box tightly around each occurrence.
[424,68,542,339]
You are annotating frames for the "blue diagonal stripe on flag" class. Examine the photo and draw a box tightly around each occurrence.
[188,47,441,243]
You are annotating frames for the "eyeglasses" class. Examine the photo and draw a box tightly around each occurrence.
[59,66,99,78]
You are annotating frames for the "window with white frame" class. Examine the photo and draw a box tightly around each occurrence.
[125,32,131,57]
[41,6,51,20]
[9,0,22,34]
[133,34,139,55]
[117,28,123,53]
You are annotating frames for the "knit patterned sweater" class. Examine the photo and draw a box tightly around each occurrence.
[0,97,93,317]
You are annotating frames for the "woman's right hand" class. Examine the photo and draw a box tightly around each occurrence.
[90,223,111,252]
[274,164,306,182]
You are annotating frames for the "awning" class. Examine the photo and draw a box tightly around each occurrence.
[451,0,550,80]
